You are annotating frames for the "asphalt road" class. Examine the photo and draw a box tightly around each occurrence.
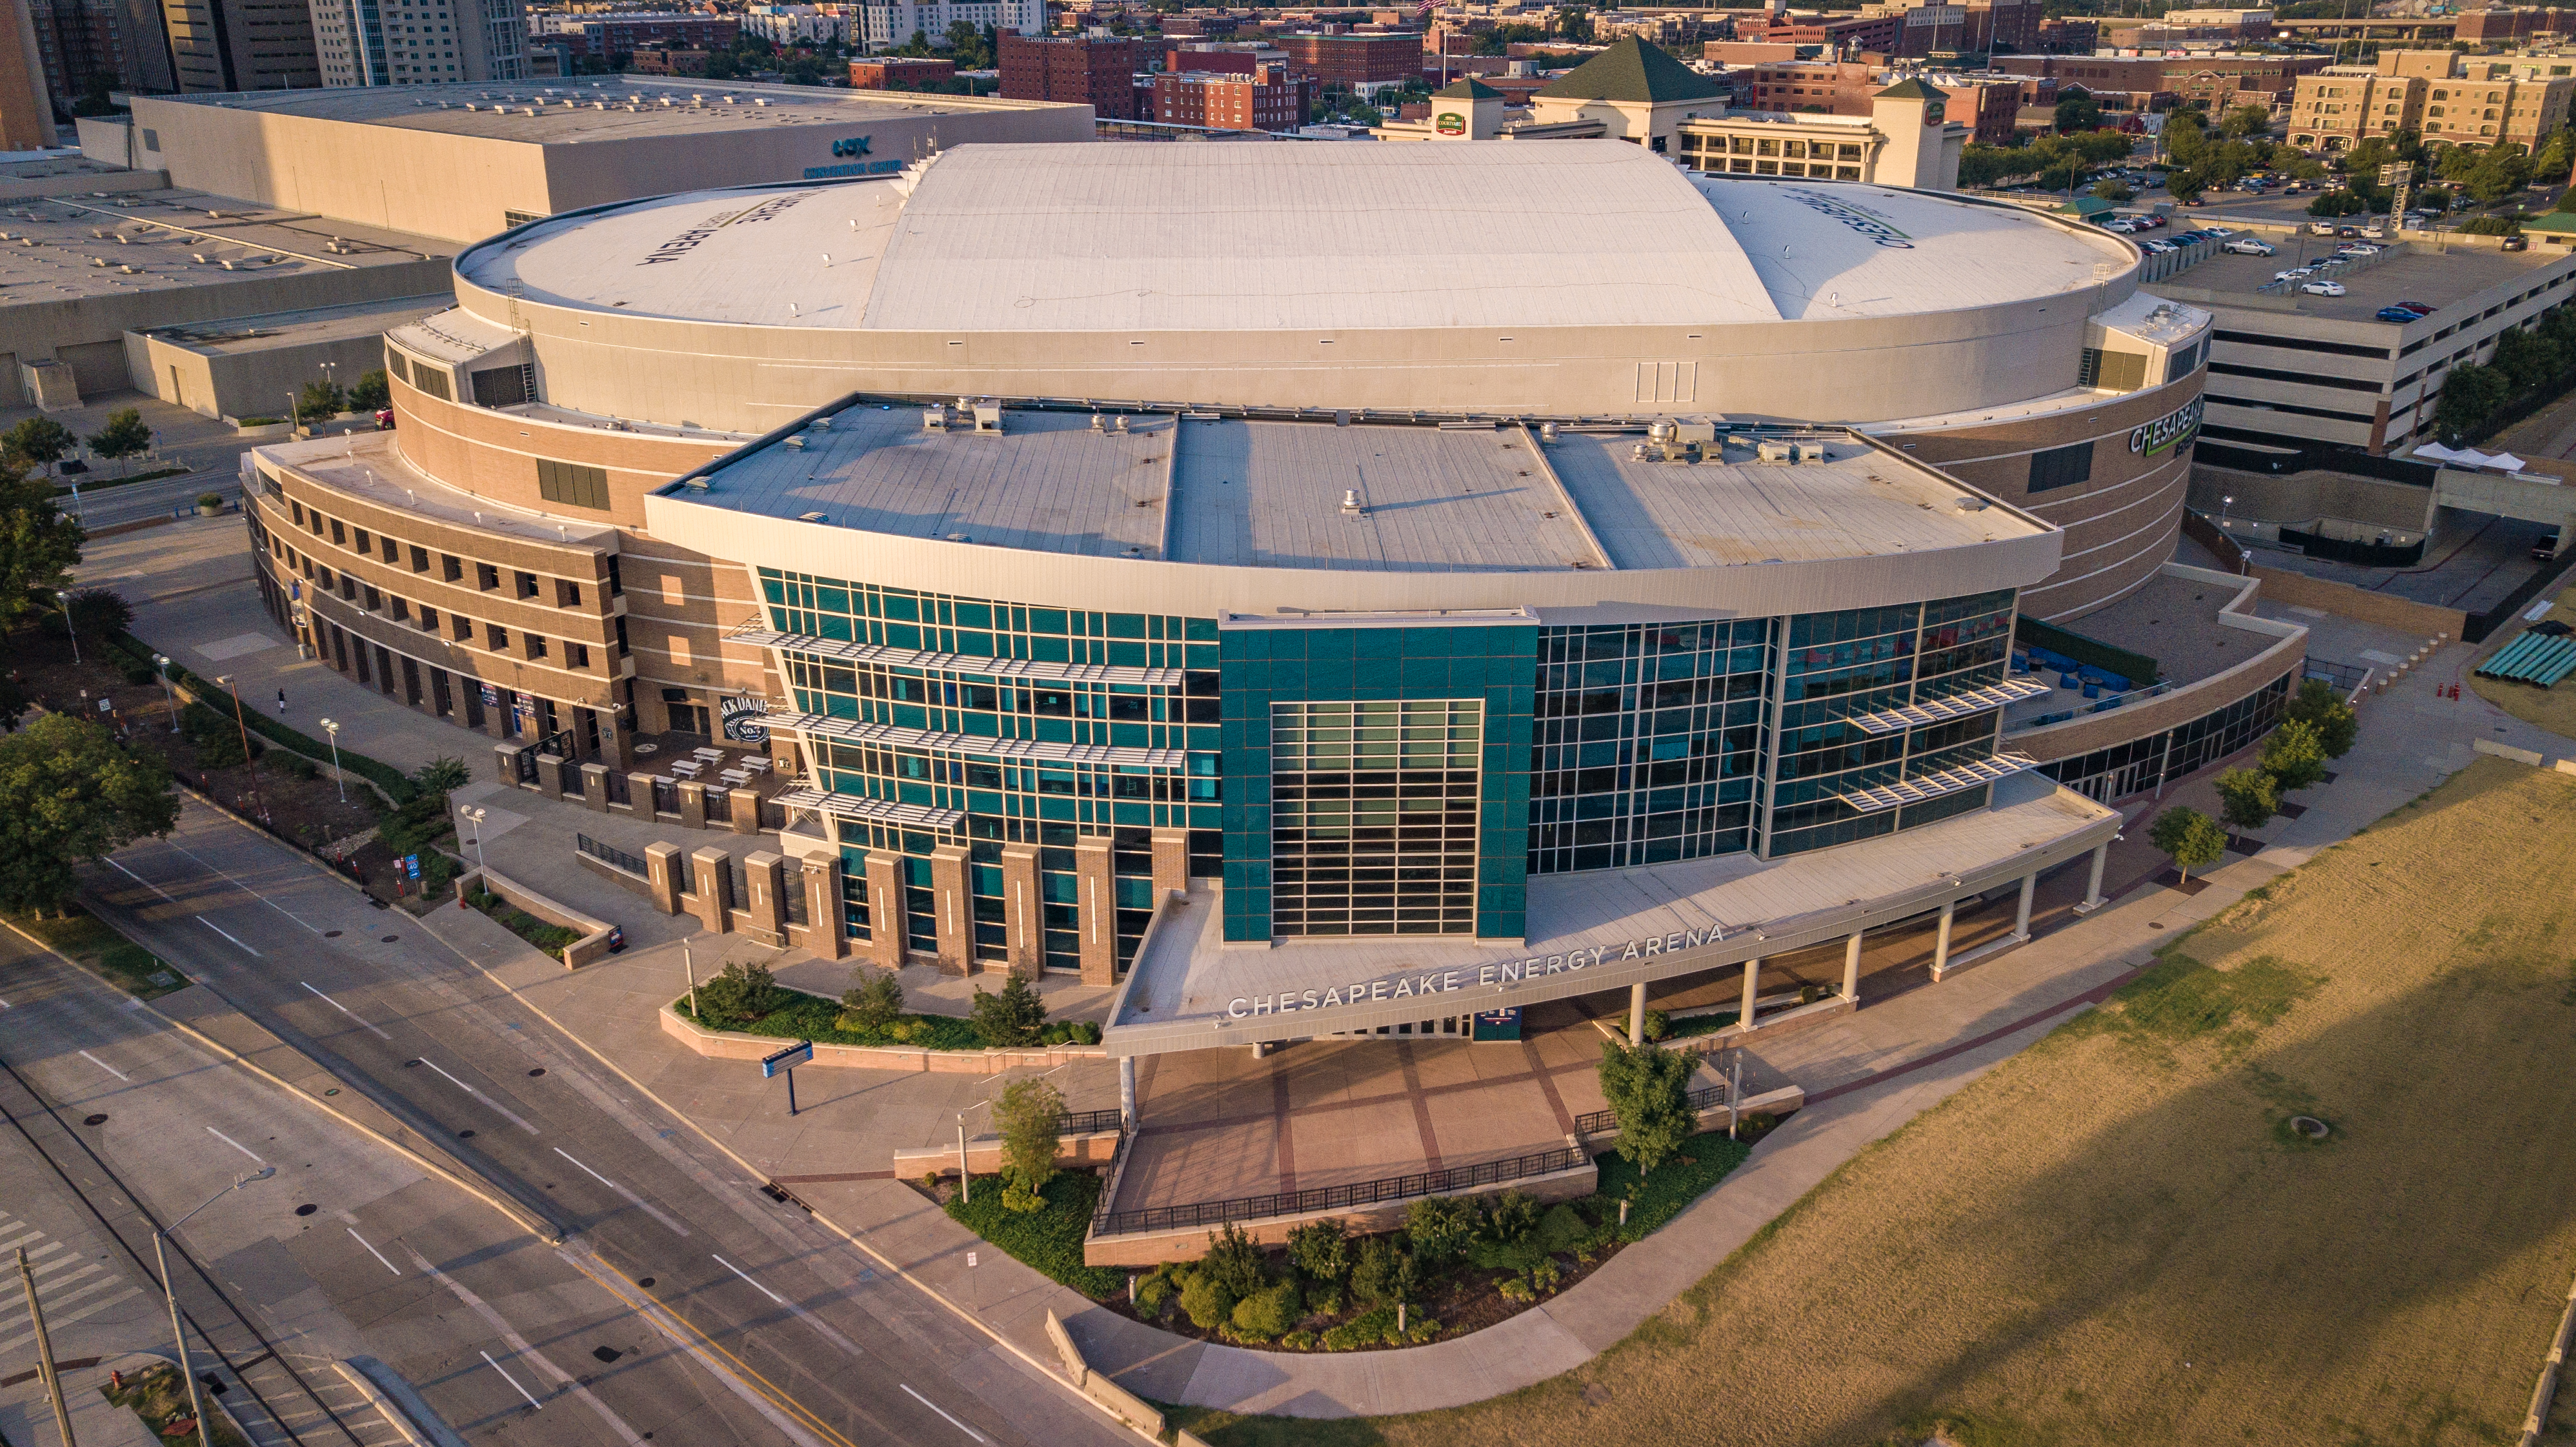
[58,466,245,530]
[79,800,1134,1447]
[0,927,778,1447]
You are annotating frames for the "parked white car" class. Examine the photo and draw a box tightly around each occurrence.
[2274,266,2318,281]
[2300,279,2349,297]
[2226,238,2277,256]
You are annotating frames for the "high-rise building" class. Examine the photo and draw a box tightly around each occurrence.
[1273,30,1421,86]
[1152,63,1307,130]
[854,0,1037,53]
[161,0,319,90]
[2,0,61,146]
[315,0,522,85]
[998,31,1138,117]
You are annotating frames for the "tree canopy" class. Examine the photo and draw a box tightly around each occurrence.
[1598,1038,1695,1174]
[0,714,180,915]
[2149,805,2227,885]
[0,470,84,636]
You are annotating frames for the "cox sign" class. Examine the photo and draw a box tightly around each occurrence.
[830,136,873,158]
[2128,396,2203,456]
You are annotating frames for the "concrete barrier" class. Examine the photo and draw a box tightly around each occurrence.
[1045,1309,1165,1437]
[2476,738,2548,766]
[455,865,619,967]
[658,1000,1106,1075]
[892,1129,1123,1179]
[1079,1151,1601,1268]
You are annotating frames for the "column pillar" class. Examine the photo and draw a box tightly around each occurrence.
[1929,899,1957,980]
[1740,955,1761,1030]
[1000,843,1042,979]
[676,779,708,831]
[1075,836,1116,987]
[1627,980,1647,1045]
[727,787,761,836]
[863,852,905,969]
[2013,871,2037,941]
[1149,826,1190,903]
[579,762,612,814]
[1118,1055,1138,1134]
[2073,839,2111,914]
[643,842,684,915]
[1842,929,1864,1002]
[490,740,523,787]
[687,846,731,935]
[931,844,972,976]
[629,771,662,817]
[741,850,787,946]
[801,853,848,959]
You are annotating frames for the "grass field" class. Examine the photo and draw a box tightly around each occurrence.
[8,909,192,1000]
[1176,757,2576,1447]
[2468,591,2576,739]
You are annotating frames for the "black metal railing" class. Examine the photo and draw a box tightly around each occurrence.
[1093,1144,1590,1237]
[1571,1082,1731,1138]
[605,770,632,807]
[1063,1107,1123,1135]
[576,833,649,878]
[704,788,732,824]
[652,780,679,815]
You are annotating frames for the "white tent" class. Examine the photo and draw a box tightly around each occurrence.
[2486,451,2528,472]
[2411,442,2463,463]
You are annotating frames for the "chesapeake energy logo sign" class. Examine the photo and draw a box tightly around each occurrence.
[2129,396,2203,456]
[638,190,817,266]
[1223,923,1732,1019]
[1778,188,1915,248]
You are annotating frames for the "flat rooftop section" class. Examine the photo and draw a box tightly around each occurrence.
[1111,770,2115,1047]
[148,76,1054,145]
[257,432,619,547]
[2061,569,2253,687]
[0,189,445,306]
[136,293,450,356]
[470,142,2133,332]
[2184,240,2570,325]
[667,401,2051,571]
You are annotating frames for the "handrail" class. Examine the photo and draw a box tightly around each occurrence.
[575,831,648,878]
[1092,1144,1590,1236]
[1571,1082,1731,1137]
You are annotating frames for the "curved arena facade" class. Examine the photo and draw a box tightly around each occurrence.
[240,139,2273,1024]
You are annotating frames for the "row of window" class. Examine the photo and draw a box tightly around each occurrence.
[283,494,615,609]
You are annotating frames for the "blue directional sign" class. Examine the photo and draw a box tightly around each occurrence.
[760,1040,814,1079]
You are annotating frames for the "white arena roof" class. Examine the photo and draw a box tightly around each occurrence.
[466,141,2133,334]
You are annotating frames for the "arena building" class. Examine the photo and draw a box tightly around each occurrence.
[239,140,2295,890]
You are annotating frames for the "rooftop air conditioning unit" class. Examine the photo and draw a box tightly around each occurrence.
[923,404,947,430]
[784,434,806,449]
[972,402,1003,433]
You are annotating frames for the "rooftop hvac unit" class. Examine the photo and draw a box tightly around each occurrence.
[784,434,805,449]
[972,403,1003,433]
[923,404,947,430]
[1539,421,1558,443]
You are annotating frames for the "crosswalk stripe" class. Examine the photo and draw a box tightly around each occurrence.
[0,1229,48,1253]
[0,1287,144,1355]
[0,1270,127,1328]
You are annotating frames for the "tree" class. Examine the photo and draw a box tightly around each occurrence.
[296,381,347,425]
[968,972,1047,1047]
[2308,188,2371,218]
[703,48,741,78]
[2286,677,2360,759]
[991,1076,1064,1212]
[0,472,84,635]
[694,958,778,1025]
[2166,168,2208,204]
[2213,765,2277,833]
[348,369,391,412]
[2055,89,2102,134]
[836,965,905,1033]
[2219,103,2272,141]
[2260,718,2331,793]
[2493,325,2567,392]
[3,418,74,478]
[1199,1222,1266,1301]
[2457,214,2523,236]
[1596,1038,1693,1174]
[0,714,179,915]
[86,409,151,476]
[2149,805,2227,885]
[2091,178,2135,205]
[62,586,132,643]
[1287,1218,1351,1282]
[2434,362,2513,443]
[414,756,470,792]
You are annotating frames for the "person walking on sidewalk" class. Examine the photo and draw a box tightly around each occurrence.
[276,688,287,715]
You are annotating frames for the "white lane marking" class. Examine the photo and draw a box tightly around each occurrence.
[901,1385,992,1445]
[0,1229,43,1252]
[78,1050,128,1082]
[0,995,10,1007]
[156,838,323,935]
[206,1126,265,1164]
[553,1247,832,1447]
[414,1058,540,1135]
[552,1148,689,1237]
[105,856,178,903]
[413,1247,643,1444]
[347,1228,401,1277]
[711,1253,787,1306]
[0,1288,143,1356]
[299,981,392,1040]
[201,920,260,956]
[479,1351,542,1410]
[0,1270,126,1324]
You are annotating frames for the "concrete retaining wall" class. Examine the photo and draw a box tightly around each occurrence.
[455,865,618,967]
[2247,563,2468,638]
[1045,1310,1167,1438]
[1080,1155,1602,1268]
[657,1000,1107,1075]
[891,1130,1123,1179]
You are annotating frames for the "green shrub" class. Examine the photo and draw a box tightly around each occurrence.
[1179,1270,1236,1330]
[941,1169,1122,1297]
[1068,1019,1102,1045]
[1198,1221,1266,1300]
[836,966,904,1034]
[1229,1279,1302,1341]
[1136,1271,1173,1317]
[1280,1329,1317,1351]
[1287,1218,1351,1284]
[1350,1235,1418,1306]
[121,663,155,686]
[695,959,780,1026]
[1306,1282,1343,1318]
[970,972,1048,1047]
[1321,1304,1398,1351]
[1405,1195,1476,1264]
[1642,1007,1669,1042]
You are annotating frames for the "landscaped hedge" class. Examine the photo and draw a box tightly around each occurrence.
[674,985,1104,1052]
[109,631,418,803]
[943,1171,1125,1296]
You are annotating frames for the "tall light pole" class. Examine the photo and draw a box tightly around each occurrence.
[157,1166,274,1447]
[211,675,270,825]
[319,718,345,802]
[153,654,181,732]
[57,590,80,665]
[459,805,489,872]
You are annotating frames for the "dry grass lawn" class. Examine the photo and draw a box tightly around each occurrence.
[1182,758,2576,1447]
[2468,591,2576,740]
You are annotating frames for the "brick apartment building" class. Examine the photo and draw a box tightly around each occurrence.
[1274,31,1423,86]
[850,55,957,88]
[1991,51,2327,110]
[1736,59,1882,114]
[1731,12,1901,54]
[999,32,1142,117]
[630,46,714,74]
[2455,6,2576,44]
[532,14,740,59]
[1153,63,1311,128]
[2289,49,2576,150]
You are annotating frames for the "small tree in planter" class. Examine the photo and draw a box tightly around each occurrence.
[2286,678,2359,759]
[1597,1038,1694,1174]
[991,1076,1064,1213]
[2214,766,2278,834]
[694,958,778,1026]
[2260,718,2331,793]
[2150,805,2228,885]
[196,492,225,516]
[836,966,904,1035]
[86,408,152,476]
[969,973,1047,1047]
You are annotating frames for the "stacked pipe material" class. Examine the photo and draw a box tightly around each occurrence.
[2476,633,2576,687]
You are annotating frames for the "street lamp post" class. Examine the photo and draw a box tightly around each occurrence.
[319,718,345,802]
[459,805,489,873]
[156,1166,274,1447]
[154,653,181,732]
[57,591,79,665]
[210,676,270,825]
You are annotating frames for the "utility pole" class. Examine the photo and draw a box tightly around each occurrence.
[19,1247,76,1447]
